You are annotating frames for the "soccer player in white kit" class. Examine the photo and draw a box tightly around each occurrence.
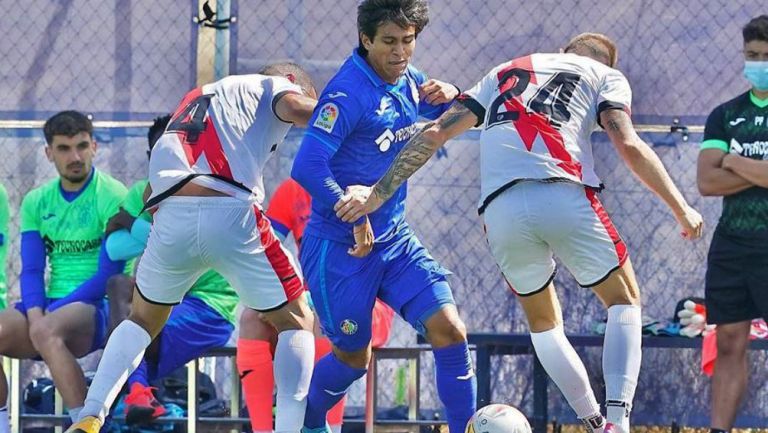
[67,63,319,433]
[336,33,704,433]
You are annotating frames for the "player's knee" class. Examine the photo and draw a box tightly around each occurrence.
[0,320,17,351]
[29,318,64,352]
[716,327,749,358]
[263,297,314,332]
[334,345,371,370]
[239,308,277,340]
[424,309,467,348]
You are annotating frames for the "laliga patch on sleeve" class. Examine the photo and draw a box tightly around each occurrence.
[313,102,339,133]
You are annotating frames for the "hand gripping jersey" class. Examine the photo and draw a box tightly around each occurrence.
[148,74,303,206]
[299,49,453,243]
[457,53,632,213]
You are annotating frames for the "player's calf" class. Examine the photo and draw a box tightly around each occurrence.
[261,297,315,433]
[422,303,476,433]
[592,262,642,433]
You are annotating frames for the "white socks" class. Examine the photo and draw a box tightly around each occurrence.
[530,326,602,424]
[81,320,152,421]
[603,305,642,433]
[273,329,315,433]
[68,406,83,423]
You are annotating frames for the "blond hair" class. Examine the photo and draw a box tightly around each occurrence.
[564,33,618,67]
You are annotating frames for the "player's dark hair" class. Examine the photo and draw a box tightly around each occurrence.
[357,0,429,56]
[743,15,768,44]
[43,110,93,145]
[564,33,618,68]
[147,114,171,155]
[259,62,317,97]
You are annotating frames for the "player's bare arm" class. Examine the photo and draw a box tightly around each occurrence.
[274,92,317,127]
[601,109,704,239]
[697,149,753,196]
[419,79,459,105]
[335,103,477,223]
[721,153,768,188]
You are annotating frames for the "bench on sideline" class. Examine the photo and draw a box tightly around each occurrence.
[9,333,753,433]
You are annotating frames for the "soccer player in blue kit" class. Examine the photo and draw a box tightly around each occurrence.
[291,1,476,432]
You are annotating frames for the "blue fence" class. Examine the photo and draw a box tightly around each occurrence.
[2,0,767,428]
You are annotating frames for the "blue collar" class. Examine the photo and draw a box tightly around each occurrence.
[59,167,95,202]
[351,48,408,90]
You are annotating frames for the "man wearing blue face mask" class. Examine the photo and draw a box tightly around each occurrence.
[697,14,768,433]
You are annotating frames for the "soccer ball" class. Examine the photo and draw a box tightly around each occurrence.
[465,404,532,433]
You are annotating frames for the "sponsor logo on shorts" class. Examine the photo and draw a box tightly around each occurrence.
[313,103,339,133]
[340,319,358,335]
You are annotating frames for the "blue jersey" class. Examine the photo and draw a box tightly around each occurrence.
[293,49,454,244]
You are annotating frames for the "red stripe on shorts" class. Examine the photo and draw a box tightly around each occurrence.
[253,206,305,303]
[585,189,628,266]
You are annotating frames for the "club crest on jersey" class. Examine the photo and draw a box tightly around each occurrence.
[340,319,358,335]
[313,102,339,133]
[375,96,391,116]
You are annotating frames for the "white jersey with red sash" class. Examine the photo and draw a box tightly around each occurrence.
[148,74,302,206]
[458,53,632,213]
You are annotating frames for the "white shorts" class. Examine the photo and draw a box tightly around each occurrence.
[136,196,304,311]
[482,181,628,296]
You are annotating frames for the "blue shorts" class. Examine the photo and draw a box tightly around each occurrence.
[15,297,109,354]
[300,232,454,351]
[147,295,234,381]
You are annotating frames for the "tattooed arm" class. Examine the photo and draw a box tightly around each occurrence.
[374,104,477,200]
[334,103,478,223]
[601,109,703,239]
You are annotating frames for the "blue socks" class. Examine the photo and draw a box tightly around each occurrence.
[303,352,367,429]
[434,342,477,433]
[126,360,150,387]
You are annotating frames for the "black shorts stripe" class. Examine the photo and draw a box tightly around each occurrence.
[248,300,290,314]
[580,264,622,288]
[135,283,181,306]
[516,269,557,298]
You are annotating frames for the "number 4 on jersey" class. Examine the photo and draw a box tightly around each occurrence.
[167,94,213,144]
